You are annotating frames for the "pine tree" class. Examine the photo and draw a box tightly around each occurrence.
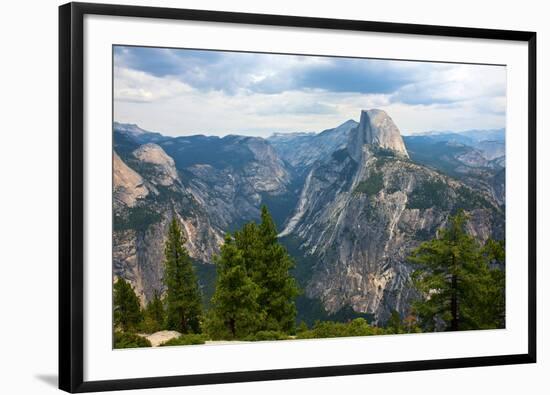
[387,310,404,334]
[163,218,202,334]
[409,210,505,331]
[206,234,263,339]
[234,222,263,272]
[241,205,299,333]
[142,290,165,333]
[467,238,505,328]
[113,277,143,332]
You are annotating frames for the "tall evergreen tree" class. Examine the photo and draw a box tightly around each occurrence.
[474,239,505,328]
[206,234,263,339]
[234,222,263,273]
[163,218,202,334]
[236,205,299,332]
[142,290,165,333]
[113,277,143,332]
[387,310,404,334]
[409,210,505,331]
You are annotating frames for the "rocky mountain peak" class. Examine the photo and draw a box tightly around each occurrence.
[347,109,409,161]
[114,122,151,136]
[132,143,179,186]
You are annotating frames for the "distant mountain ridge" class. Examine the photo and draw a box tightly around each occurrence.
[411,128,505,143]
[267,119,358,174]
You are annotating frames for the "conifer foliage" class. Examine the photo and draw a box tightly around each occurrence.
[208,205,299,339]
[113,277,143,332]
[141,290,165,333]
[206,235,263,339]
[409,210,505,331]
[254,206,299,332]
[163,217,203,334]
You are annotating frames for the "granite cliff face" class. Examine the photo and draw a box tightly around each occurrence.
[113,142,223,304]
[280,109,503,323]
[112,110,504,323]
[268,119,358,174]
[404,131,506,205]
[113,151,149,207]
[347,110,409,162]
[165,135,292,231]
[113,128,293,304]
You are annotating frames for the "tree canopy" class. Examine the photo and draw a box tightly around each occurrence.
[208,205,299,339]
[163,217,203,334]
[206,234,263,339]
[141,290,165,333]
[113,277,143,332]
[409,210,505,331]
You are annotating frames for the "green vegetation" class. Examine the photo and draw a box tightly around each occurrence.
[455,186,493,210]
[384,310,422,334]
[112,208,505,349]
[114,331,151,348]
[207,206,299,339]
[407,179,448,209]
[140,290,165,333]
[192,261,217,309]
[281,236,317,288]
[163,218,203,334]
[249,206,299,332]
[409,210,505,331]
[354,171,384,196]
[113,277,143,332]
[205,234,263,339]
[243,330,289,341]
[260,188,301,230]
[112,207,301,347]
[331,148,349,163]
[113,206,162,232]
[373,146,397,158]
[160,334,206,346]
[294,295,373,328]
[296,318,385,339]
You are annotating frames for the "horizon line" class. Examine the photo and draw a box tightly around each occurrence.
[113,120,506,139]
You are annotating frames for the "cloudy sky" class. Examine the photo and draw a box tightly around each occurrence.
[114,45,506,137]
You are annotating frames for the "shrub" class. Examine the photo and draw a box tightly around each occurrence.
[332,148,349,163]
[243,331,289,341]
[407,179,448,209]
[139,316,163,334]
[160,333,206,346]
[296,321,309,334]
[354,171,384,197]
[296,318,386,339]
[202,313,233,340]
[114,331,152,349]
[455,186,492,210]
[113,206,162,231]
[373,147,396,158]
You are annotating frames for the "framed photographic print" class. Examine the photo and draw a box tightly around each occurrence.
[59,2,537,393]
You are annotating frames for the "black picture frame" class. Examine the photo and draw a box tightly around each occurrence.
[59,2,537,393]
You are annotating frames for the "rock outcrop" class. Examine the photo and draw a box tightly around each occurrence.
[113,151,149,207]
[268,119,358,173]
[132,143,179,186]
[112,127,294,305]
[347,109,408,162]
[280,110,503,323]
